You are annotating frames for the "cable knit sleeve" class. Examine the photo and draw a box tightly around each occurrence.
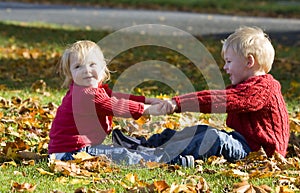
[102,84,146,103]
[84,87,144,120]
[173,75,272,114]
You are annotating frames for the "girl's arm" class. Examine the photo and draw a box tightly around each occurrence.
[80,86,145,120]
[102,84,146,103]
[102,84,162,104]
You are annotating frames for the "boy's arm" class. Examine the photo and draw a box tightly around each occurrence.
[172,78,271,114]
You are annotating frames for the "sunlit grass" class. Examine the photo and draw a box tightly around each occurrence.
[0,11,299,192]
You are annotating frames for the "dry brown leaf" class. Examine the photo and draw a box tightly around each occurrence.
[11,181,37,192]
[233,181,253,193]
[206,155,227,165]
[195,176,211,192]
[145,161,164,169]
[258,185,272,193]
[244,148,268,162]
[154,180,169,192]
[167,182,195,193]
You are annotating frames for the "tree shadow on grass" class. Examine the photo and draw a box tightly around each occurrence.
[0,22,110,89]
[1,21,299,101]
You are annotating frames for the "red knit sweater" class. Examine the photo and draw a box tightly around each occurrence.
[173,74,290,157]
[48,83,145,154]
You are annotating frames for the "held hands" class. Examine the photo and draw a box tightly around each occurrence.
[143,99,177,116]
[145,97,163,104]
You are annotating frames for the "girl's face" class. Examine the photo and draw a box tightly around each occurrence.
[70,50,105,88]
[223,47,251,85]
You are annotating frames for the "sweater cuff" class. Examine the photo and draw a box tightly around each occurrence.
[130,103,145,120]
[129,95,146,103]
[172,96,181,113]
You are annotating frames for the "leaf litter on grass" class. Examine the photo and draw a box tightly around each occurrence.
[1,91,300,192]
[0,21,300,192]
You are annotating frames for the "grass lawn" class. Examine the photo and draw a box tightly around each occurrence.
[0,1,300,192]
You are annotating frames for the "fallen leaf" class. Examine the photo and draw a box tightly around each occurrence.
[11,182,37,192]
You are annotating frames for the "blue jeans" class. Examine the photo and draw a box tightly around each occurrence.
[146,125,251,163]
[55,145,165,165]
[53,125,251,164]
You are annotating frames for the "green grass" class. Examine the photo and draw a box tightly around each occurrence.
[0,160,279,192]
[0,1,299,192]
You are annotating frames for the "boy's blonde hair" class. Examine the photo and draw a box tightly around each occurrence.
[58,40,110,87]
[221,26,275,73]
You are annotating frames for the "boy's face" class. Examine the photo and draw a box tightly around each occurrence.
[223,47,250,85]
[69,49,105,88]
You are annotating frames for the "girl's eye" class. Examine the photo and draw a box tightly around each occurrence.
[90,63,96,67]
[74,65,80,69]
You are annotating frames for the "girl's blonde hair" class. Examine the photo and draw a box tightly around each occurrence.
[221,26,275,73]
[58,40,110,87]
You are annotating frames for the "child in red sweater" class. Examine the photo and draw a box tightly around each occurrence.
[153,26,290,161]
[48,40,165,162]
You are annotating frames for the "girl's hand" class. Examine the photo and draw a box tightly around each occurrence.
[143,100,177,116]
[145,97,163,104]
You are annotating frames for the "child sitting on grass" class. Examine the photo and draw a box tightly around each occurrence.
[162,26,290,161]
[48,40,165,164]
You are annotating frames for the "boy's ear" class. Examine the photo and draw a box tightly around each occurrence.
[246,54,255,68]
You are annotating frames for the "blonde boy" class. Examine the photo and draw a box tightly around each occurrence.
[137,26,290,162]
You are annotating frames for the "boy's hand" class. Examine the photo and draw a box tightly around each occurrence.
[163,99,177,114]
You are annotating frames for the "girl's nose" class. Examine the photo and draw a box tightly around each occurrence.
[83,65,90,73]
[223,63,228,70]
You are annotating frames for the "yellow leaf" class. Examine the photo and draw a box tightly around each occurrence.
[275,185,295,193]
[55,176,68,184]
[72,151,94,161]
[1,161,17,168]
[135,115,151,125]
[163,121,179,130]
[125,173,137,184]
[22,50,31,59]
[36,168,54,175]
[70,179,90,185]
